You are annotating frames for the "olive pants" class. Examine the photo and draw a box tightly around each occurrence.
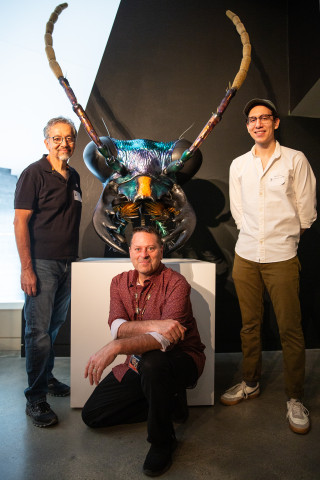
[232,253,305,399]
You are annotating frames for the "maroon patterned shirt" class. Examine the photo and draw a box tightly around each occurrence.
[108,263,206,382]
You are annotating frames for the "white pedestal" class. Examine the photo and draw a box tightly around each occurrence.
[70,258,215,407]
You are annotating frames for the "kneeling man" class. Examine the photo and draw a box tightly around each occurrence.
[82,226,206,476]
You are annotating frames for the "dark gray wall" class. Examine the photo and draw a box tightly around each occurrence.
[288,0,320,110]
[69,0,320,352]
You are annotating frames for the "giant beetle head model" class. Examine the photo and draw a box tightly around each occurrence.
[44,3,251,255]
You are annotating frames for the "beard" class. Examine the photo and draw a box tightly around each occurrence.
[58,151,71,161]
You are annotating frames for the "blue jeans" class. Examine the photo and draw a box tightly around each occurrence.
[24,259,72,404]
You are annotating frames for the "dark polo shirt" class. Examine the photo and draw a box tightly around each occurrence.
[14,155,82,260]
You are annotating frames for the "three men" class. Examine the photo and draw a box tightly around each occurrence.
[221,99,316,434]
[14,117,82,427]
[82,226,206,476]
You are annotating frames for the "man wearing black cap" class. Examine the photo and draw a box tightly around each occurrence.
[220,99,317,434]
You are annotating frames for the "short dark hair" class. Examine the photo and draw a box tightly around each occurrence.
[129,226,162,247]
[43,117,77,139]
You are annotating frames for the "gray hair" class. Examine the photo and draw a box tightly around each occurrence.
[43,117,77,139]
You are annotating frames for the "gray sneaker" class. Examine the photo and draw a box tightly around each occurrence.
[286,399,310,434]
[220,381,260,406]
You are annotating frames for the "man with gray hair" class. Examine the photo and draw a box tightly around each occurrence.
[14,117,82,427]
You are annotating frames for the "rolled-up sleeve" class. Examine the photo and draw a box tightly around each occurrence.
[229,160,243,230]
[293,153,317,228]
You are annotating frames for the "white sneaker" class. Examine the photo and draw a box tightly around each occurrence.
[220,381,260,406]
[286,399,310,434]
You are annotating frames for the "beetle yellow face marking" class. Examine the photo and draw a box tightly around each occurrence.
[114,202,140,219]
[137,176,152,198]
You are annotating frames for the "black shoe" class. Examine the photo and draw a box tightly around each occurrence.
[172,389,189,423]
[143,438,177,477]
[26,401,58,427]
[48,378,70,397]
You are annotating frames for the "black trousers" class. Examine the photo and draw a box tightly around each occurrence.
[81,349,198,445]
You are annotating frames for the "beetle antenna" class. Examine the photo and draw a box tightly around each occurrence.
[101,117,111,137]
[179,123,194,140]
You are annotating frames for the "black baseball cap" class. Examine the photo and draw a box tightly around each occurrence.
[243,98,278,118]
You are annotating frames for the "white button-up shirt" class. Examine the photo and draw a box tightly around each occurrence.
[229,141,317,263]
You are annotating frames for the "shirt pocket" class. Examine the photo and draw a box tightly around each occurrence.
[269,174,286,187]
[268,172,294,196]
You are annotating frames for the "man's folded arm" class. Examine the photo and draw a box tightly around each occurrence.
[115,318,186,346]
[111,319,170,351]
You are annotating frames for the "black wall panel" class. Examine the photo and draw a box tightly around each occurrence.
[67,0,320,353]
[288,0,320,111]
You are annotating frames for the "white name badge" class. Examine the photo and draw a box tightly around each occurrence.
[74,190,82,202]
[269,175,285,186]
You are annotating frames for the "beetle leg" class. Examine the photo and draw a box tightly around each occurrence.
[162,185,196,253]
[92,183,128,255]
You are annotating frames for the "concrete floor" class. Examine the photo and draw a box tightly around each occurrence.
[1,350,320,480]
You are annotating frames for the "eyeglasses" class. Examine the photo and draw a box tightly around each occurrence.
[247,114,274,125]
[48,136,75,144]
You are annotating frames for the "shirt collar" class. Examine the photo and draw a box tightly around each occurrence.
[130,262,165,287]
[251,141,281,161]
[39,154,53,172]
[40,154,74,175]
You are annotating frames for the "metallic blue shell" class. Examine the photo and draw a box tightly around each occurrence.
[112,138,178,180]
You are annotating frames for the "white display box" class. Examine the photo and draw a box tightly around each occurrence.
[70,258,215,407]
